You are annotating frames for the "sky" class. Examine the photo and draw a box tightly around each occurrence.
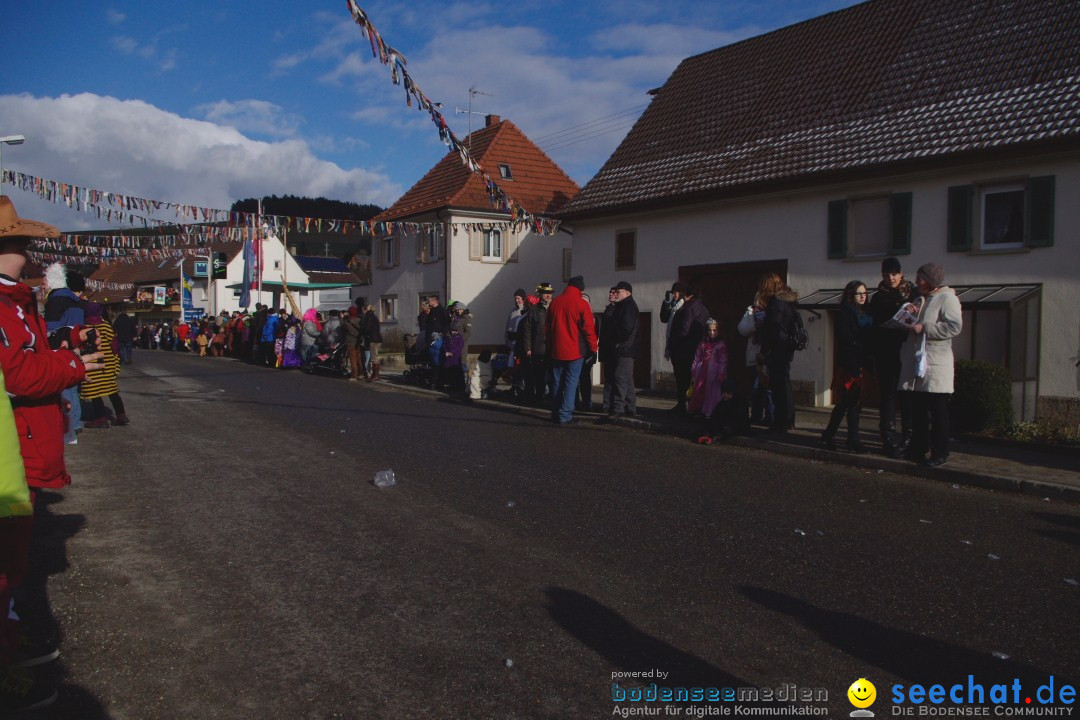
[0,0,862,232]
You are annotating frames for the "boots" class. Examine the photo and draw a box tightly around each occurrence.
[367,362,380,382]
[111,413,130,426]
[85,417,111,429]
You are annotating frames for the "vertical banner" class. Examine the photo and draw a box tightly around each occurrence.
[182,271,194,308]
[240,233,254,309]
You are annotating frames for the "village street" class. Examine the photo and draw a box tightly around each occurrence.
[30,351,1080,719]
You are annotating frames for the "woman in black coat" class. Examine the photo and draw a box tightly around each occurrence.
[820,280,873,452]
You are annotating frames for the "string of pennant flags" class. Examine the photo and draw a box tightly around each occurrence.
[344,0,562,237]
[4,168,562,260]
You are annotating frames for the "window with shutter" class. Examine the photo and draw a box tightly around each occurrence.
[827,200,848,259]
[615,230,635,270]
[947,185,974,252]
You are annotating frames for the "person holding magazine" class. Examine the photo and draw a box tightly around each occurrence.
[868,257,919,456]
[897,263,962,467]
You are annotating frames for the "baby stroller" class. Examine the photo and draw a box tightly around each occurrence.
[401,333,434,387]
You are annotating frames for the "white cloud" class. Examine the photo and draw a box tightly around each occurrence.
[0,93,401,231]
[105,9,126,25]
[109,34,178,72]
[193,99,302,138]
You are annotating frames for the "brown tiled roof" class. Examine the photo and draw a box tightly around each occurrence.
[560,0,1080,219]
[374,119,580,222]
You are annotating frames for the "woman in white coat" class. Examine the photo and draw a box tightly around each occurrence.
[898,263,962,467]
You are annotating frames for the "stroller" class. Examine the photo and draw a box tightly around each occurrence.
[301,342,351,378]
[401,333,434,387]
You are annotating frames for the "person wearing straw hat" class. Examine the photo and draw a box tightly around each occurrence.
[0,195,104,712]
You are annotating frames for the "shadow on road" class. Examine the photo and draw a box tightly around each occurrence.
[740,585,1074,690]
[544,587,747,689]
[22,492,112,719]
[1031,512,1080,549]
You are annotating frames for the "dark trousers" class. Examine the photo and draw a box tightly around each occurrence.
[824,377,862,444]
[765,356,794,430]
[260,341,275,367]
[577,357,596,410]
[91,393,126,419]
[910,391,950,460]
[525,355,548,402]
[673,354,693,409]
[876,355,911,438]
[610,356,636,414]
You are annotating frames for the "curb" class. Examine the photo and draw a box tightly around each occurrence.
[374,373,1080,504]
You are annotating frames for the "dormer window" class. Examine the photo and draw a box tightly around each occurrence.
[498,164,513,181]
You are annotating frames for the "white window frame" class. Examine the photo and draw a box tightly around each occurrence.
[427,223,444,262]
[498,164,513,181]
[979,184,1025,250]
[380,295,398,323]
[382,236,397,267]
[483,228,503,262]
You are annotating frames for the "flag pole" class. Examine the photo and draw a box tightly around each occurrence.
[257,199,263,306]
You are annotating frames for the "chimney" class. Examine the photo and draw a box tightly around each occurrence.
[485,114,501,127]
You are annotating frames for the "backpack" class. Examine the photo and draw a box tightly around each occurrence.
[790,310,809,352]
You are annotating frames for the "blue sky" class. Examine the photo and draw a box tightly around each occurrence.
[0,0,861,231]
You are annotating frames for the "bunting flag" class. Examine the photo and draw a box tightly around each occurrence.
[1,169,439,238]
[344,1,562,236]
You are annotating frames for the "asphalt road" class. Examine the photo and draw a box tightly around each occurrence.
[25,350,1080,719]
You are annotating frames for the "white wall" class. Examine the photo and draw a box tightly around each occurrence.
[447,215,572,347]
[570,152,1080,403]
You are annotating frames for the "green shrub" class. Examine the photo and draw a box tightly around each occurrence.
[951,359,1013,432]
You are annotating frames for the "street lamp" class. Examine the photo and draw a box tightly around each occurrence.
[0,135,26,191]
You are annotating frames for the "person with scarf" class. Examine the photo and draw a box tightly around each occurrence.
[868,257,919,456]
[820,281,873,452]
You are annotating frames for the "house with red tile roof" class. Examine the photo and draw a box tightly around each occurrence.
[365,115,579,349]
[558,0,1080,424]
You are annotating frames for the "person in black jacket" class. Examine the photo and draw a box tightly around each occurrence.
[760,274,799,433]
[820,281,873,452]
[112,311,136,365]
[426,296,451,389]
[868,257,919,455]
[521,283,553,404]
[669,285,709,413]
[599,281,640,418]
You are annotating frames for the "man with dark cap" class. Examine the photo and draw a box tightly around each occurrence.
[521,282,554,404]
[660,281,685,368]
[599,281,640,418]
[545,276,597,424]
[868,256,919,455]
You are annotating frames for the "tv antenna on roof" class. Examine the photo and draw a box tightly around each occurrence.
[456,87,493,154]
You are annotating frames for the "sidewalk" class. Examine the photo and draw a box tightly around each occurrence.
[376,369,1080,504]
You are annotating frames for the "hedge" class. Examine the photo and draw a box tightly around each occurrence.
[951,359,1013,433]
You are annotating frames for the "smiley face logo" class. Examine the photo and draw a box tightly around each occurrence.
[847,678,877,709]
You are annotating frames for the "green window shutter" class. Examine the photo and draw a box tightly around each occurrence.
[947,185,974,252]
[827,200,848,259]
[1025,175,1055,248]
[889,192,913,256]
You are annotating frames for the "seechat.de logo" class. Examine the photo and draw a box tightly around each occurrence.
[849,678,878,718]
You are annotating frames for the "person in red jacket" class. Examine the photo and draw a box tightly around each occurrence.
[0,196,102,712]
[545,276,598,425]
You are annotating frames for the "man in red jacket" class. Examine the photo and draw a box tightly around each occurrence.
[0,196,102,712]
[545,276,598,425]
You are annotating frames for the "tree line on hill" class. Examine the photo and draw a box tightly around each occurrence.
[231,195,383,221]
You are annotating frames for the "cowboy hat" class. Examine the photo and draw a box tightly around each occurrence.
[0,195,59,239]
